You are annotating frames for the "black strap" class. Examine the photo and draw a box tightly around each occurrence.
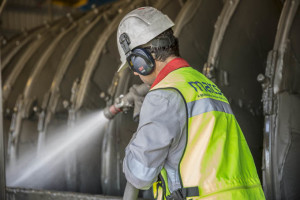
[158,174,167,198]
[166,189,183,200]
[166,187,199,200]
[181,187,199,197]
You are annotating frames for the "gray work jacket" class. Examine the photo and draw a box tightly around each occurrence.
[123,89,187,193]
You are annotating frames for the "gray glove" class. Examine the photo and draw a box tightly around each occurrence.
[122,83,150,122]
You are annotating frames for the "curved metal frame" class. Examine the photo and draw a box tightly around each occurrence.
[7,15,76,165]
[3,32,48,101]
[40,2,127,137]
[273,0,299,94]
[39,15,102,137]
[36,5,118,191]
[202,0,239,80]
[262,0,300,199]
[1,26,45,71]
[2,18,70,102]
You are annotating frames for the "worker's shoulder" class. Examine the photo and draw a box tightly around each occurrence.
[145,88,184,106]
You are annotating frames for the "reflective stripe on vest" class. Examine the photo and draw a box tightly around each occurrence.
[151,67,265,200]
[187,98,233,117]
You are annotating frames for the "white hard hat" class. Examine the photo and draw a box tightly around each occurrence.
[117,7,175,72]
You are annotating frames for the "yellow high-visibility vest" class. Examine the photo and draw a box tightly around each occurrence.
[151,67,265,200]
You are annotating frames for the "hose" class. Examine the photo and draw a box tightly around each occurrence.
[123,182,139,200]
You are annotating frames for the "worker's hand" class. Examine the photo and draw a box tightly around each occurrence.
[124,83,150,122]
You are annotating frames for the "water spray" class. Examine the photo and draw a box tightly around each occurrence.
[103,83,150,121]
[6,110,109,188]
[6,83,149,191]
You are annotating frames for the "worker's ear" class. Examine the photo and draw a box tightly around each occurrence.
[128,48,155,76]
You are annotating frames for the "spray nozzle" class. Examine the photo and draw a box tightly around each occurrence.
[103,83,150,121]
[103,95,132,119]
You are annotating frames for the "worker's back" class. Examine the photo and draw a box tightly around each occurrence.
[151,66,265,199]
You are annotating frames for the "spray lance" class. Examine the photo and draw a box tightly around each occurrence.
[103,83,150,121]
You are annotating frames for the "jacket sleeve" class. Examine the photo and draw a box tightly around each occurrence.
[123,89,185,190]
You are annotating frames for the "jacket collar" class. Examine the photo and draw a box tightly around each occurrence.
[151,58,189,89]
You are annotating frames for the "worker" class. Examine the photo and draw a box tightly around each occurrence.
[117,7,265,200]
